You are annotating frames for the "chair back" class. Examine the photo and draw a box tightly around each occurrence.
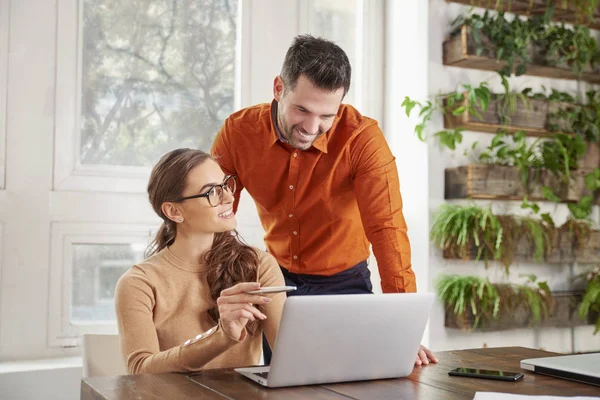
[82,334,127,377]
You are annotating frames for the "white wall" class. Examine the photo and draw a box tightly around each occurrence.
[425,0,600,353]
[0,1,384,398]
[0,366,80,400]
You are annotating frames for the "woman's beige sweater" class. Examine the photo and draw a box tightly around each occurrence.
[114,247,285,374]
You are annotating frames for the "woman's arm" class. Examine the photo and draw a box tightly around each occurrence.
[114,267,247,374]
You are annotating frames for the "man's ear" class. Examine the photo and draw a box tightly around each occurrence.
[162,202,182,223]
[273,76,284,102]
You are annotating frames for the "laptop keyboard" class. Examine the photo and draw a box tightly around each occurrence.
[256,372,269,379]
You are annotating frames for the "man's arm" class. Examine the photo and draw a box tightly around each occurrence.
[211,119,244,213]
[350,122,416,293]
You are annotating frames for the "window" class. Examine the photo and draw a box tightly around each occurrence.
[29,0,384,355]
[299,0,383,122]
[71,243,145,323]
[54,0,241,192]
[300,0,360,106]
[48,223,155,347]
[0,0,8,189]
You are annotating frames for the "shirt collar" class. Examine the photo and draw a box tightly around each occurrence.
[269,100,329,154]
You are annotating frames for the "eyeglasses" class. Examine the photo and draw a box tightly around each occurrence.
[175,175,236,207]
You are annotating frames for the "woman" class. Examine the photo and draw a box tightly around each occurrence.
[115,149,285,374]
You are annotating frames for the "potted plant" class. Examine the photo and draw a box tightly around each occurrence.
[578,266,600,333]
[437,274,553,331]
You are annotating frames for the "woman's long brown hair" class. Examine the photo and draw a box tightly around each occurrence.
[146,149,261,334]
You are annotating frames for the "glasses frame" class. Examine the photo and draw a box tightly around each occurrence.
[174,175,236,207]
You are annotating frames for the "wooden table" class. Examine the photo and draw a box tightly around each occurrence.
[81,347,600,399]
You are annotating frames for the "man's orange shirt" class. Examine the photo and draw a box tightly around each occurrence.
[211,102,416,293]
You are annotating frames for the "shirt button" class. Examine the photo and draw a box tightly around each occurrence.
[293,231,298,235]
[289,185,294,190]
[293,153,298,158]
[289,214,294,218]
[293,255,298,260]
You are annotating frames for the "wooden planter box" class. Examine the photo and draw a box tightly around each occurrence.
[444,94,568,137]
[581,142,600,170]
[445,164,592,202]
[443,25,600,84]
[445,291,597,331]
[547,229,600,264]
[442,233,544,264]
[446,0,600,30]
[442,228,600,264]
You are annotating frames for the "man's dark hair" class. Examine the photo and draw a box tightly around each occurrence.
[280,35,351,97]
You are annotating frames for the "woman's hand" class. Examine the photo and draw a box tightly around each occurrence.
[217,282,272,340]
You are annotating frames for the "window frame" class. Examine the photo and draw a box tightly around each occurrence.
[0,0,9,189]
[53,0,245,193]
[45,0,385,355]
[47,222,157,348]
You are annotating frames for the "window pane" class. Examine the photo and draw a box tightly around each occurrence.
[81,0,239,167]
[304,0,357,104]
[71,243,145,323]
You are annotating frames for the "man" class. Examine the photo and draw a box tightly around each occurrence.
[211,35,437,366]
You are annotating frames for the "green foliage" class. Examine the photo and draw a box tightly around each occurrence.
[578,266,600,334]
[585,167,600,191]
[453,8,600,77]
[436,274,553,330]
[518,274,552,324]
[430,204,503,263]
[545,90,600,142]
[401,82,491,148]
[568,195,595,220]
[540,133,588,179]
[430,204,554,269]
[539,22,600,75]
[477,130,543,187]
[435,275,500,330]
[452,10,542,76]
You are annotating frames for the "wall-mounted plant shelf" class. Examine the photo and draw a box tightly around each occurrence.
[547,229,600,264]
[445,164,592,202]
[446,0,600,31]
[444,94,567,138]
[443,229,600,264]
[445,290,597,331]
[443,25,600,84]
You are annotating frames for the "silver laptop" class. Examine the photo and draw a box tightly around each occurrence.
[235,292,434,388]
[521,353,600,386]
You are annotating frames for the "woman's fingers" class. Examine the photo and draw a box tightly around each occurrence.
[217,293,272,306]
[220,282,260,297]
[220,303,267,320]
[221,308,257,322]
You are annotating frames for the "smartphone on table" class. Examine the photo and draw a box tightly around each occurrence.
[246,286,297,294]
[448,367,524,381]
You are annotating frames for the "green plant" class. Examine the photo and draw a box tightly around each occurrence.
[436,273,553,330]
[453,8,600,77]
[518,274,553,324]
[452,10,544,76]
[540,133,588,179]
[539,23,600,74]
[430,204,553,269]
[585,167,600,191]
[477,130,543,187]
[430,204,503,263]
[435,274,501,330]
[545,89,600,142]
[401,81,491,148]
[579,266,600,334]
